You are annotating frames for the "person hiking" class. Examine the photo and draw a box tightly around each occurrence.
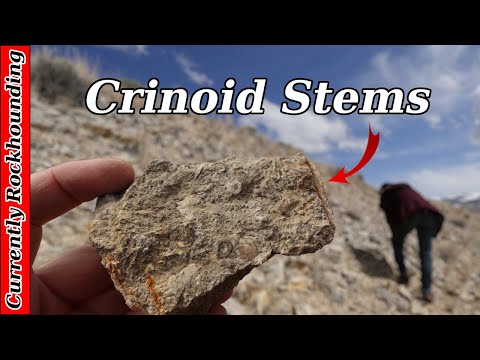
[380,183,444,303]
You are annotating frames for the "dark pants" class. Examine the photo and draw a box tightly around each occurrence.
[391,209,435,291]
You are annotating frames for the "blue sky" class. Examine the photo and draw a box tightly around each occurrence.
[52,45,480,198]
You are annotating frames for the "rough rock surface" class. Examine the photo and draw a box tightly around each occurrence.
[89,154,335,314]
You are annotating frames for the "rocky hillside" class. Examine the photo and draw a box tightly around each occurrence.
[31,56,480,315]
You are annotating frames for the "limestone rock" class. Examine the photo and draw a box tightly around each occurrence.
[89,153,335,314]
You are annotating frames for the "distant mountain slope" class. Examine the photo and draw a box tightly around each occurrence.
[445,193,480,213]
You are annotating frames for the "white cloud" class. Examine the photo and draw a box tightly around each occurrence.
[362,115,391,136]
[465,151,480,161]
[424,113,442,128]
[238,99,365,154]
[365,45,480,135]
[409,163,480,198]
[474,88,480,143]
[240,46,480,163]
[101,45,149,56]
[374,151,390,160]
[174,53,213,86]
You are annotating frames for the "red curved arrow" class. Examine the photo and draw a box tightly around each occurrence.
[329,124,380,184]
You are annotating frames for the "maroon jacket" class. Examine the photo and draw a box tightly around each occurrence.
[380,183,444,236]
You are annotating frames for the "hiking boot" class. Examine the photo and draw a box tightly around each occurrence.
[422,289,433,303]
[397,273,409,285]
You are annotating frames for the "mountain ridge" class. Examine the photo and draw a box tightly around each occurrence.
[445,192,480,213]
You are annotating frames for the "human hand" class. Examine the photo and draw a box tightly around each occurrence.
[31,159,232,314]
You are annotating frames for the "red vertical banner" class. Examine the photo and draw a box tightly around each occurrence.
[1,46,30,314]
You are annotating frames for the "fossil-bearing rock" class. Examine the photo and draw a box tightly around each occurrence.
[89,153,335,314]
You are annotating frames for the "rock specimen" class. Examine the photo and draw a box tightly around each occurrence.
[89,153,335,314]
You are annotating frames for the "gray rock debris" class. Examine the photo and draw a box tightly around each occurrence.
[89,153,335,314]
